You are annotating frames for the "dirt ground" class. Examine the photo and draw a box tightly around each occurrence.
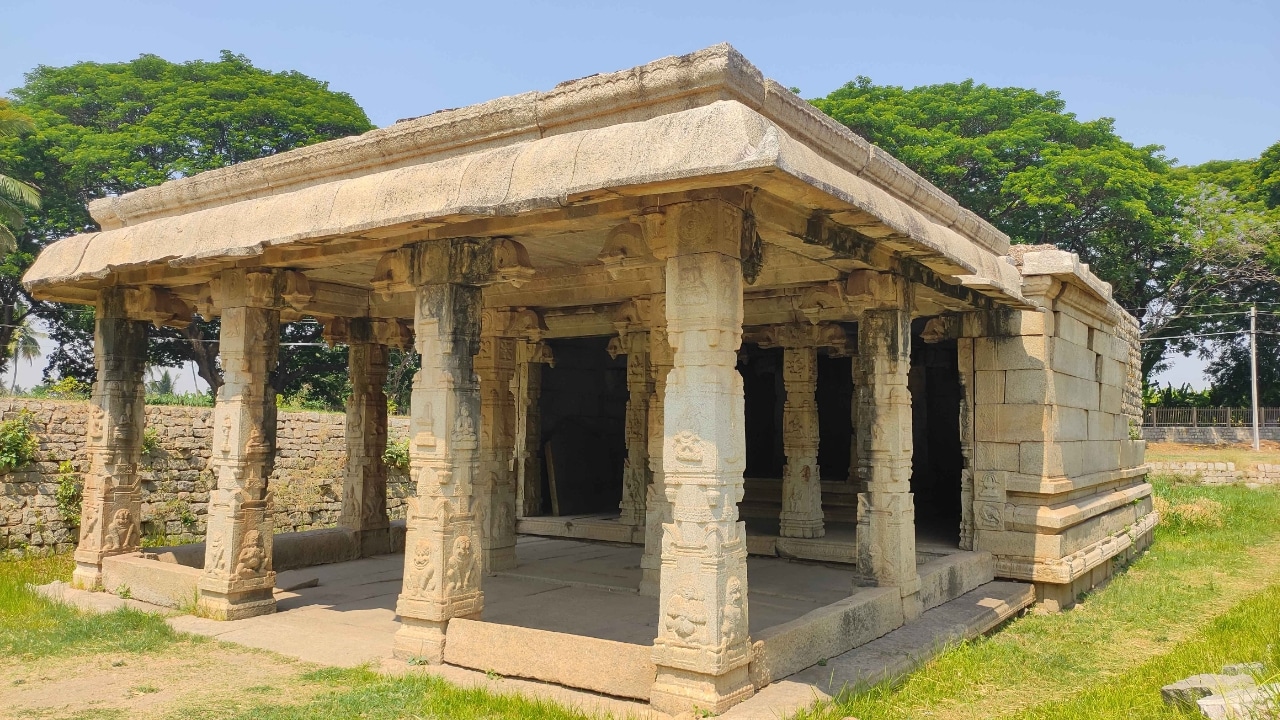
[1,640,325,720]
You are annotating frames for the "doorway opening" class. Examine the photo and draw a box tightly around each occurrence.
[536,337,627,516]
[909,320,964,547]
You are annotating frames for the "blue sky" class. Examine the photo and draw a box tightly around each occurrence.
[2,0,1277,389]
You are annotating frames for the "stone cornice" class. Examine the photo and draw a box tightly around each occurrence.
[85,44,1009,258]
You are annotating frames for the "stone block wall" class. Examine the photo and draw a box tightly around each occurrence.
[0,398,411,555]
[962,246,1154,611]
[1148,461,1280,485]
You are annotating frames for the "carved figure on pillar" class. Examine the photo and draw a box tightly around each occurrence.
[72,287,148,589]
[651,200,754,715]
[475,308,519,573]
[392,238,490,663]
[851,270,922,619]
[197,268,282,620]
[339,317,393,557]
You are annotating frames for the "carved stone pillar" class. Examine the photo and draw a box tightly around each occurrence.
[852,271,921,619]
[639,298,672,597]
[71,288,148,590]
[392,239,487,663]
[613,302,653,528]
[198,269,281,620]
[513,337,550,518]
[340,317,392,557]
[780,343,824,538]
[651,201,753,715]
[475,309,519,573]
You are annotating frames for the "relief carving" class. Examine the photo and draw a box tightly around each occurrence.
[446,535,477,591]
[665,585,708,643]
[101,508,138,552]
[408,537,437,595]
[235,528,267,579]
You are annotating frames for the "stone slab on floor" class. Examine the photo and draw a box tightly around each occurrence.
[445,617,656,700]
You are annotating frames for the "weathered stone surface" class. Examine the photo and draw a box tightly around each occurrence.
[102,552,201,607]
[1196,685,1278,720]
[1162,674,1257,711]
[444,618,656,700]
[748,586,902,688]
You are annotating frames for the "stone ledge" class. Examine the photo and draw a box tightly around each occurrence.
[748,586,903,689]
[918,551,995,614]
[995,510,1158,584]
[443,618,656,700]
[101,553,201,608]
[1005,482,1152,531]
[1004,464,1148,496]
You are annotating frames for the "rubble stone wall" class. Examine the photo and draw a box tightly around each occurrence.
[1141,426,1280,444]
[0,398,411,555]
[1148,461,1280,485]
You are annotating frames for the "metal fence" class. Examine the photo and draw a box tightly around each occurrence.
[1143,407,1280,427]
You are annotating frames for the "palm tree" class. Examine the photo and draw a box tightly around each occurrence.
[8,314,44,393]
[147,369,177,396]
[0,99,40,252]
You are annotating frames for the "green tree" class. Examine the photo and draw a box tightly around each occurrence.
[0,51,372,387]
[5,309,43,393]
[0,100,40,252]
[812,79,1279,378]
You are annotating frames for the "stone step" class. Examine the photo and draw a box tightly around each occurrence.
[793,580,1034,693]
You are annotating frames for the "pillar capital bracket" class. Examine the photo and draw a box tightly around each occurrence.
[118,286,193,328]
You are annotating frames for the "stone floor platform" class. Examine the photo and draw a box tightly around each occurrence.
[40,535,1026,717]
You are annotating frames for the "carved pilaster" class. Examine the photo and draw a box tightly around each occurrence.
[639,297,672,597]
[614,300,654,528]
[475,308,519,573]
[198,269,281,620]
[852,272,921,618]
[511,308,551,519]
[71,288,148,590]
[340,318,392,557]
[651,200,753,715]
[393,238,489,663]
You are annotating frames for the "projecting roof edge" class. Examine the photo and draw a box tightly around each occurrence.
[85,44,1010,258]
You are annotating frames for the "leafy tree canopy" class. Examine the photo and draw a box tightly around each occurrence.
[0,51,372,404]
[812,78,1280,380]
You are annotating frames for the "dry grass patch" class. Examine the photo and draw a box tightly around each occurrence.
[1146,440,1280,468]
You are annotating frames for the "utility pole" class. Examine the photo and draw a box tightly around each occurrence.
[1251,303,1260,452]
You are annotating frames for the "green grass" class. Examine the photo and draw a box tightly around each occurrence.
[164,666,602,720]
[0,551,182,660]
[796,480,1280,720]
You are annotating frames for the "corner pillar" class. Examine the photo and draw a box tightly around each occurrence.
[392,239,487,663]
[338,317,392,557]
[650,200,753,714]
[71,288,148,589]
[475,309,519,573]
[198,269,281,620]
[852,271,921,619]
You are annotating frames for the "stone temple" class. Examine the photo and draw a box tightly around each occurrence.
[24,46,1152,714]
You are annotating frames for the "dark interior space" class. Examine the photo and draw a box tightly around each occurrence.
[740,345,784,480]
[909,318,964,545]
[816,353,853,481]
[537,336,627,516]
